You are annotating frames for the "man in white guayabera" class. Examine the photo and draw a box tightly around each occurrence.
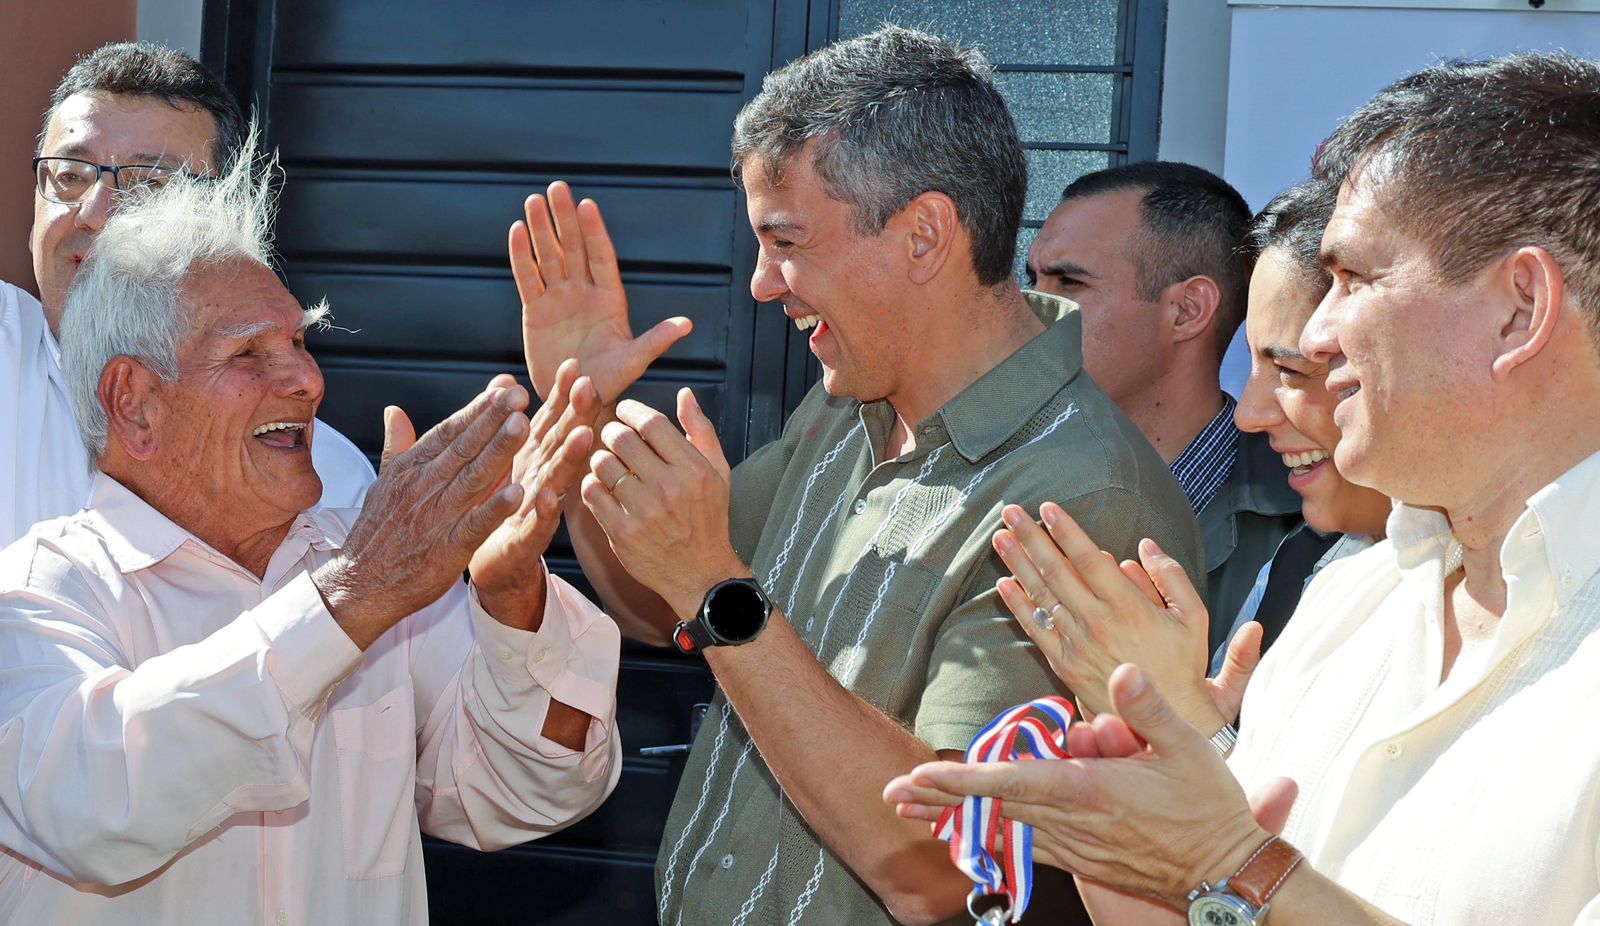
[0,149,622,924]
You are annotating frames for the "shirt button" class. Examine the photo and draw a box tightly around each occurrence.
[498,647,515,661]
[720,853,735,869]
[1384,742,1402,759]
[276,913,289,926]
[853,500,867,515]
[532,648,549,664]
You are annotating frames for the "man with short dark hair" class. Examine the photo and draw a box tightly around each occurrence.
[513,25,1203,926]
[889,52,1600,926]
[2,41,372,547]
[1027,162,1300,645]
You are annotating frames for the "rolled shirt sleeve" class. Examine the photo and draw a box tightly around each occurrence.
[412,567,622,850]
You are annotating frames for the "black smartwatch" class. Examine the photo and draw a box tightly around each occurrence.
[672,578,772,654]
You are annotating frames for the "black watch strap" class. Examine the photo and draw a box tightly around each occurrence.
[672,578,771,655]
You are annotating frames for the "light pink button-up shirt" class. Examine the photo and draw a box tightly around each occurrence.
[0,474,622,924]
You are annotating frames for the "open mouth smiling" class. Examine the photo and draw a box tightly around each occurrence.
[251,420,308,450]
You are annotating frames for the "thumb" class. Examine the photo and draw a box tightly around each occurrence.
[622,317,693,382]
[1249,777,1299,835]
[1210,621,1264,724]
[677,387,729,474]
[1106,663,1207,760]
[380,406,417,473]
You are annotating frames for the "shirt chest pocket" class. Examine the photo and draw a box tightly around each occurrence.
[331,684,417,880]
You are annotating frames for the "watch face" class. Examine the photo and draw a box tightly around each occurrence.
[705,579,768,643]
[1187,894,1258,926]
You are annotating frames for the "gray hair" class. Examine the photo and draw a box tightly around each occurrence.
[732,24,1027,287]
[39,42,247,171]
[60,134,326,461]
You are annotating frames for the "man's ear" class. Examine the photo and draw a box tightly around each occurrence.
[901,191,959,285]
[1167,275,1222,345]
[1491,246,1564,383]
[99,356,162,461]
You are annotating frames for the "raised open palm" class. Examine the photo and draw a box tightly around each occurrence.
[510,181,692,404]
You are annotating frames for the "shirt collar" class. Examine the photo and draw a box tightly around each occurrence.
[930,291,1085,463]
[1170,395,1240,513]
[86,472,341,575]
[1387,448,1600,611]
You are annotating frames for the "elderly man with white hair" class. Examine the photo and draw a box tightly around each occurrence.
[0,151,622,924]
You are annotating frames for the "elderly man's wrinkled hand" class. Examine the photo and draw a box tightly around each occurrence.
[469,359,602,630]
[992,502,1231,733]
[883,664,1274,908]
[511,181,691,403]
[313,376,530,650]
[580,389,747,628]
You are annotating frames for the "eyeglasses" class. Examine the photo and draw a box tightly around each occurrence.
[32,156,184,204]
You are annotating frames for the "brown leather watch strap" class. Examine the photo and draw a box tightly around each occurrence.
[1226,836,1305,909]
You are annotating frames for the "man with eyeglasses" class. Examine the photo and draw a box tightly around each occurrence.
[1,42,374,547]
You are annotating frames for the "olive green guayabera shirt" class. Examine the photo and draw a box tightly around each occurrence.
[655,292,1204,926]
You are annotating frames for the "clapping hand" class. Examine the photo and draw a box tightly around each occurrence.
[510,181,691,404]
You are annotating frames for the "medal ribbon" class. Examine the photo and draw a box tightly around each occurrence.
[934,696,1076,924]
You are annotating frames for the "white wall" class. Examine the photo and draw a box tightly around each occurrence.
[1156,0,1233,173]
[1213,0,1600,395]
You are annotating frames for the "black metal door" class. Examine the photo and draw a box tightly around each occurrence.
[202,2,821,923]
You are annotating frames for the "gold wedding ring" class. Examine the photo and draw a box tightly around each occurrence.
[609,471,638,493]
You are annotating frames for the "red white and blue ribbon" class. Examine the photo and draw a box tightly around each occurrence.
[934,696,1076,924]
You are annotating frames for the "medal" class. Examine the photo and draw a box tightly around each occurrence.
[934,696,1076,924]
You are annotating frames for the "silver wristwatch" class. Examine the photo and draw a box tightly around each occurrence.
[1209,722,1238,758]
[1186,836,1304,926]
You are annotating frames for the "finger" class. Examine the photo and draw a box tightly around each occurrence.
[612,316,694,393]
[902,759,1085,813]
[523,191,569,284]
[1249,777,1299,836]
[1211,621,1264,725]
[534,424,595,502]
[421,382,531,497]
[575,197,622,292]
[508,219,546,302]
[677,388,730,474]
[1105,664,1210,761]
[599,418,672,484]
[1089,712,1146,757]
[996,574,1071,665]
[993,511,1075,615]
[406,382,523,463]
[547,182,590,281]
[449,483,525,552]
[379,405,416,473]
[880,775,965,812]
[614,399,703,470]
[1118,558,1164,608]
[529,360,581,448]
[579,470,629,532]
[1039,502,1140,609]
[1065,721,1102,758]
[588,448,633,493]
[441,408,530,508]
[1137,537,1209,625]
